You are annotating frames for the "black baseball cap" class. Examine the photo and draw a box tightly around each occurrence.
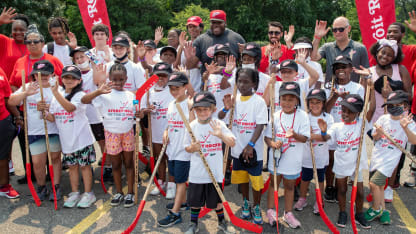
[160,46,177,57]
[279,59,298,72]
[374,75,403,95]
[306,88,327,101]
[214,44,230,55]
[70,46,88,57]
[242,42,261,58]
[332,55,352,66]
[30,60,54,77]
[153,62,173,75]
[143,39,157,49]
[61,65,82,79]
[382,90,409,107]
[193,91,216,108]
[279,81,300,99]
[167,72,189,86]
[112,35,130,47]
[340,94,364,113]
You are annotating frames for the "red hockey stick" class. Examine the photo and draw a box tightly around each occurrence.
[351,82,371,234]
[122,141,168,234]
[100,152,107,193]
[37,73,57,210]
[176,102,262,233]
[22,70,41,206]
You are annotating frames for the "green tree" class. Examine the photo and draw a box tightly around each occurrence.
[170,4,210,32]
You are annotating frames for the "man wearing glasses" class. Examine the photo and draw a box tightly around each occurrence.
[258,21,295,74]
[311,16,369,83]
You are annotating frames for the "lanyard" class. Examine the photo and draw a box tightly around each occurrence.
[279,110,296,133]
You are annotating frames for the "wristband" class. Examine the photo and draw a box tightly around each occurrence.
[138,57,145,62]
[248,141,255,148]
[314,35,321,40]
[270,60,279,65]
[321,131,327,136]
[222,68,232,77]
[221,107,229,114]
[14,116,23,120]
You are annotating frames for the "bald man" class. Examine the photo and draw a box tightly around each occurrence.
[311,17,369,83]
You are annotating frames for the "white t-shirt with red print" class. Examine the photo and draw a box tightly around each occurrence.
[370,114,416,177]
[106,60,146,92]
[92,89,135,133]
[166,98,191,161]
[81,70,102,124]
[302,113,334,169]
[207,73,232,117]
[271,79,309,113]
[50,90,95,153]
[140,87,174,144]
[265,109,310,175]
[184,119,235,183]
[15,85,59,135]
[231,94,268,161]
[325,81,365,123]
[327,117,369,177]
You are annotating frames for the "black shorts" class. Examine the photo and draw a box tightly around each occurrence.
[187,182,222,209]
[0,115,16,160]
[90,123,105,141]
[140,115,148,129]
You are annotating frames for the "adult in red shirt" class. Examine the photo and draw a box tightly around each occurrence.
[0,7,29,78]
[9,25,63,91]
[258,21,295,75]
[0,67,20,199]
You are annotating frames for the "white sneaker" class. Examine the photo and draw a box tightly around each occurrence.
[77,192,97,208]
[404,170,416,187]
[64,192,81,208]
[384,186,393,203]
[166,182,176,200]
[150,180,164,196]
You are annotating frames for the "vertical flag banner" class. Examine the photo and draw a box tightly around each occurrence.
[77,0,113,47]
[355,0,396,51]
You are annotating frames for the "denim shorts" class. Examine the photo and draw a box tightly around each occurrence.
[28,134,61,155]
[168,160,190,183]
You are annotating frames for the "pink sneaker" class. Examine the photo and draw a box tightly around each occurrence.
[266,208,277,226]
[294,197,307,211]
[0,184,20,199]
[283,211,301,229]
[313,201,320,215]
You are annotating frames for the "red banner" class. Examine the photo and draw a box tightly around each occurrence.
[77,0,112,47]
[355,0,396,51]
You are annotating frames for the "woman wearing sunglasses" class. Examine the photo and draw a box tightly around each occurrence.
[311,16,370,84]
[9,25,63,91]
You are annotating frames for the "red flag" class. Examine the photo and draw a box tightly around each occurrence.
[355,0,396,51]
[77,0,113,47]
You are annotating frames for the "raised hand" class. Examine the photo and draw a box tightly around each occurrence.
[314,20,330,39]
[222,94,232,110]
[209,119,223,138]
[0,7,17,25]
[179,31,188,47]
[98,82,112,94]
[66,32,78,49]
[295,48,308,64]
[317,118,327,132]
[381,80,392,98]
[400,113,414,129]
[205,61,218,75]
[284,25,295,45]
[270,42,282,60]
[25,81,39,96]
[103,46,111,63]
[154,26,163,44]
[177,65,187,73]
[225,55,236,73]
[51,80,59,93]
[135,40,146,59]
[405,10,416,33]
[352,65,371,77]
[183,41,196,59]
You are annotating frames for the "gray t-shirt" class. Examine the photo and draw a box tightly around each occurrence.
[193,28,245,74]
[319,39,369,83]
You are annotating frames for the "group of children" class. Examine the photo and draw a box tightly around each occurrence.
[2,11,415,233]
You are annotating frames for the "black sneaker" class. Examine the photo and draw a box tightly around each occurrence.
[98,158,102,166]
[166,202,189,211]
[158,211,182,227]
[110,193,124,206]
[336,211,347,228]
[49,184,62,201]
[355,212,371,229]
[324,186,336,203]
[103,168,113,182]
[124,194,134,208]
[224,170,231,186]
[36,185,49,201]
[17,176,28,185]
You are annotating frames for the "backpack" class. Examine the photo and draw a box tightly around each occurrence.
[46,42,73,55]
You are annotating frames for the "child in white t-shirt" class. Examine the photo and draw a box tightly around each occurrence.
[220,68,268,225]
[46,65,96,208]
[264,82,310,228]
[183,91,236,234]
[81,63,136,208]
[139,62,174,197]
[322,88,375,229]
[294,89,333,215]
[365,90,416,224]
[157,72,194,227]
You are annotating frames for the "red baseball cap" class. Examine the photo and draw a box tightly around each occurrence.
[187,16,203,26]
[210,10,226,22]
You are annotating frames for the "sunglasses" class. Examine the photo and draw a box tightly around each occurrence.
[268,31,281,36]
[332,26,349,33]
[24,40,42,45]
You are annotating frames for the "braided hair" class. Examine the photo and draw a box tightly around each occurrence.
[48,17,69,34]
[109,61,127,76]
